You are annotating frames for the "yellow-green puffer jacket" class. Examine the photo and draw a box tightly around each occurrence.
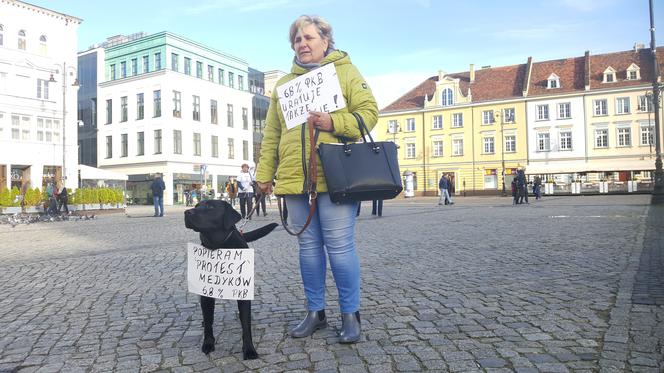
[256,50,378,195]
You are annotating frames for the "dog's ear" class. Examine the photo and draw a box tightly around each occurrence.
[223,205,242,230]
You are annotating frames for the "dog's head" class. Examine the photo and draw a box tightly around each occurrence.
[184,199,277,249]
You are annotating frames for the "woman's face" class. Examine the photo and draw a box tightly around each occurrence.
[293,23,328,64]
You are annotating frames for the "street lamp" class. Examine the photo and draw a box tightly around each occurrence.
[648,0,664,203]
[49,62,79,187]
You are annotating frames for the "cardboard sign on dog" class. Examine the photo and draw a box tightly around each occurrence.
[187,243,254,300]
[277,63,346,129]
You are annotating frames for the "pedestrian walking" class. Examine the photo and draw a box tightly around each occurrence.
[533,176,542,200]
[438,175,454,205]
[237,164,254,219]
[371,199,383,217]
[150,173,166,217]
[58,185,69,214]
[255,14,377,344]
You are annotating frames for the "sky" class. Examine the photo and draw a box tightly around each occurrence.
[28,0,664,108]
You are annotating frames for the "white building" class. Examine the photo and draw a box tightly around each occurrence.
[0,0,81,191]
[96,32,254,205]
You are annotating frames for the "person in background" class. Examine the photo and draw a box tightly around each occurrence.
[533,176,542,200]
[58,185,69,214]
[226,177,238,207]
[371,199,383,217]
[150,173,166,217]
[237,164,254,219]
[255,14,378,344]
[438,175,454,205]
[253,182,267,217]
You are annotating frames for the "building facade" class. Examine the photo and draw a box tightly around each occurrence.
[0,0,81,192]
[380,46,663,196]
[96,32,253,205]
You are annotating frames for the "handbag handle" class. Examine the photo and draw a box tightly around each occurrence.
[351,113,381,153]
[278,121,318,236]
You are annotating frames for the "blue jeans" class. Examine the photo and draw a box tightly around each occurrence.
[153,196,164,216]
[285,193,360,313]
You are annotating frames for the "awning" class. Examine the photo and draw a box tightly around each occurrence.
[79,165,128,181]
[525,158,656,174]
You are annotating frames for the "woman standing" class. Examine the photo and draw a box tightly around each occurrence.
[256,15,377,343]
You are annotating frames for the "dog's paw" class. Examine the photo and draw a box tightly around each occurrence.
[242,346,258,360]
[201,336,216,355]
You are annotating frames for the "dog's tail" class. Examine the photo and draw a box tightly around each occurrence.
[243,223,278,242]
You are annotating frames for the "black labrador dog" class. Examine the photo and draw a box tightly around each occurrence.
[184,199,277,359]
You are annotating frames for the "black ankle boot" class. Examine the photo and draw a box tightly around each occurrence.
[338,311,361,344]
[290,310,327,338]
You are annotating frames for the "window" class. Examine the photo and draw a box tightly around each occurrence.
[18,30,26,50]
[537,133,550,151]
[106,99,112,124]
[171,53,179,72]
[243,140,249,160]
[629,70,638,80]
[547,74,560,89]
[453,113,463,128]
[558,102,571,119]
[121,134,128,157]
[405,118,415,131]
[218,68,223,84]
[229,72,235,88]
[503,108,515,123]
[227,104,234,127]
[0,24,3,46]
[638,95,653,112]
[641,125,654,146]
[173,91,181,117]
[594,99,608,116]
[153,90,161,117]
[482,110,495,124]
[211,100,218,124]
[452,138,463,156]
[536,105,549,120]
[626,64,641,80]
[193,95,200,121]
[441,88,453,106]
[603,67,616,83]
[242,108,248,129]
[208,65,214,81]
[154,129,162,154]
[595,128,608,148]
[37,79,49,99]
[131,58,138,76]
[196,61,203,79]
[388,120,398,133]
[560,131,572,150]
[505,135,516,152]
[406,143,416,158]
[136,93,144,120]
[121,62,127,78]
[193,133,201,156]
[120,96,128,122]
[432,115,443,129]
[616,97,630,114]
[239,75,244,90]
[617,127,631,147]
[39,35,47,55]
[432,140,443,157]
[105,136,112,158]
[211,135,219,158]
[184,57,191,75]
[11,115,19,140]
[137,131,144,156]
[173,130,182,154]
[483,137,495,154]
[228,138,235,159]
[110,64,116,80]
[155,52,162,70]
[142,55,149,73]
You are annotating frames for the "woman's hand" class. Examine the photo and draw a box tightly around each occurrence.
[257,182,273,195]
[308,111,334,132]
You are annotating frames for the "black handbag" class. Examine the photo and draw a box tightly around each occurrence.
[317,113,403,203]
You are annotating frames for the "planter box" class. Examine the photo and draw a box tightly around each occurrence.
[24,206,43,213]
[1,206,22,214]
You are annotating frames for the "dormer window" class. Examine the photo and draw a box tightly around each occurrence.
[603,67,617,83]
[626,63,640,80]
[441,87,454,107]
[547,73,560,89]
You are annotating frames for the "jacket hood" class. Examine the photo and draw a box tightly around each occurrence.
[291,50,350,75]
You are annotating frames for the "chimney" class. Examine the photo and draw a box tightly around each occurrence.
[438,70,446,81]
[584,50,591,91]
[522,57,533,97]
[469,64,475,83]
[634,42,645,52]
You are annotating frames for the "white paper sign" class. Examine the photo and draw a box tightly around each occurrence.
[277,63,346,129]
[187,243,254,300]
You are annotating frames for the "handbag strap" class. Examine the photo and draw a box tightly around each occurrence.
[278,121,318,236]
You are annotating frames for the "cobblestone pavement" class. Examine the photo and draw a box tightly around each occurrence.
[0,195,661,372]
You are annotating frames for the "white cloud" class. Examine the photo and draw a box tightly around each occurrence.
[365,71,432,109]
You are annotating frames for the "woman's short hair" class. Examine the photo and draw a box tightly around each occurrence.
[289,15,334,50]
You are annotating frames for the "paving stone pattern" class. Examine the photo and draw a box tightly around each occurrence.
[0,195,662,372]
